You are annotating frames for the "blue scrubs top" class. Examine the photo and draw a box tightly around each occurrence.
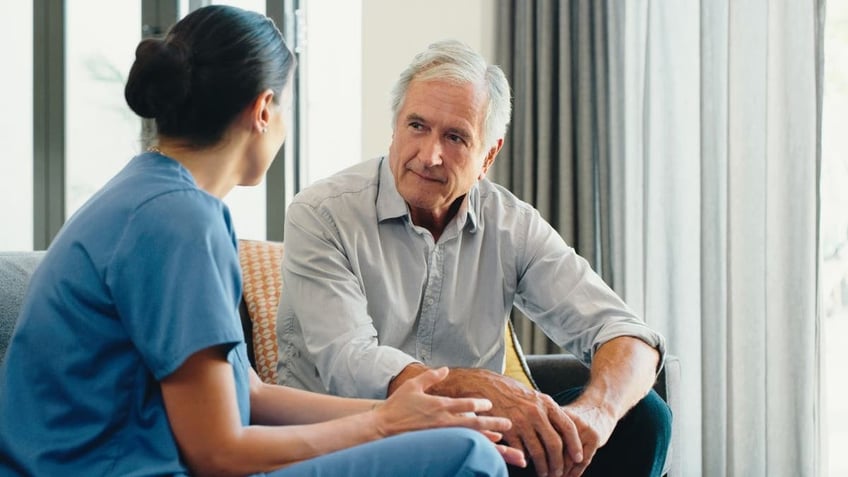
[0,153,251,476]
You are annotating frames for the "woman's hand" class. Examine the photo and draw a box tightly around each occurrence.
[388,364,575,475]
[372,367,526,468]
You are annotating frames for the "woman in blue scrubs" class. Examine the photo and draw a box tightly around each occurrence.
[0,5,524,476]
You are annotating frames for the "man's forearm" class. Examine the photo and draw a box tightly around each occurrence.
[575,336,660,420]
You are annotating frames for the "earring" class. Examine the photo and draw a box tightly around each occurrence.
[261,126,268,134]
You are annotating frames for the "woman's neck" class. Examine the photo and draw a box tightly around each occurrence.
[153,138,243,198]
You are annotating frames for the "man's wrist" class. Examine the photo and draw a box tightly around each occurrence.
[425,367,515,399]
[387,362,429,396]
[569,394,618,420]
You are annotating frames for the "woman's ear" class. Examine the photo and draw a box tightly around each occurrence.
[251,89,275,134]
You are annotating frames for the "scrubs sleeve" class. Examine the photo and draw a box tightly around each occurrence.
[107,189,244,380]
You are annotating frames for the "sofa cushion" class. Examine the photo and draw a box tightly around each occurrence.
[0,252,46,364]
[237,240,284,384]
[504,319,537,389]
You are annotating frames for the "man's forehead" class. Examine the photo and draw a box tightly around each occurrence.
[402,80,486,135]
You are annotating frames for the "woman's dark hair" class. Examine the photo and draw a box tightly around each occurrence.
[125,5,295,147]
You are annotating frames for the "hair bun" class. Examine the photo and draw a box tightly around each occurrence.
[124,38,192,119]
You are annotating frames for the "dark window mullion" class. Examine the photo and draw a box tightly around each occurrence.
[266,0,300,241]
[141,1,179,150]
[33,0,65,250]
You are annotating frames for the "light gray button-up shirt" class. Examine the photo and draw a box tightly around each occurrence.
[276,157,665,398]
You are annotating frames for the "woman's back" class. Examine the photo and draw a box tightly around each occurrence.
[0,153,249,476]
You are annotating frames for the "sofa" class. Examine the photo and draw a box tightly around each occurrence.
[0,241,680,476]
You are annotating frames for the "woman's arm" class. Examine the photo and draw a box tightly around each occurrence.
[161,345,516,477]
[248,367,379,425]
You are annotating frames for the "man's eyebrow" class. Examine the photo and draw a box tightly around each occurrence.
[404,112,474,140]
[405,113,427,124]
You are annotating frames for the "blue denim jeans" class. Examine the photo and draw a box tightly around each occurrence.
[268,427,507,477]
[509,389,672,477]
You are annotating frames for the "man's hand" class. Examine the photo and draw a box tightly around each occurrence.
[558,336,662,477]
[387,337,659,477]
[393,364,583,477]
[559,401,617,477]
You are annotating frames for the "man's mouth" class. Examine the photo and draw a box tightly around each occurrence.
[410,169,445,183]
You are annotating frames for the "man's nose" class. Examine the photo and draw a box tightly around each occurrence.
[419,136,443,167]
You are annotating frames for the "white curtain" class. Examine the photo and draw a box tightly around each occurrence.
[608,1,823,475]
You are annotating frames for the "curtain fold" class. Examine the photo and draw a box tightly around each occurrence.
[611,1,823,475]
[697,0,729,472]
[493,0,612,355]
[497,0,823,475]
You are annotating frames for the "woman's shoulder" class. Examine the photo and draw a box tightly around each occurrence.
[114,155,231,238]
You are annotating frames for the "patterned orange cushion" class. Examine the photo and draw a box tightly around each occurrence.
[238,239,284,384]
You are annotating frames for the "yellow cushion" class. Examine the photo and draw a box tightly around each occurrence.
[503,320,536,389]
[238,239,537,390]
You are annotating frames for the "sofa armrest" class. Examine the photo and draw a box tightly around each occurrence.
[1,252,46,365]
[525,353,679,403]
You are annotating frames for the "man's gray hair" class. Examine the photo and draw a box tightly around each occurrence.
[389,40,512,150]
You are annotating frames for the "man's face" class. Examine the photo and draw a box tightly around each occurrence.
[388,79,499,224]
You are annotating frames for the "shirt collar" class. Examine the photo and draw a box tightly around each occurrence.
[376,156,480,234]
[376,157,408,222]
[461,184,480,234]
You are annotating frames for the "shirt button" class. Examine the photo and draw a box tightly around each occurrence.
[425,298,434,306]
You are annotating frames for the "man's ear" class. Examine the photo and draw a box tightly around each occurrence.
[478,138,504,180]
[250,88,275,133]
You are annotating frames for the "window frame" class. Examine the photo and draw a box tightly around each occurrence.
[31,0,298,249]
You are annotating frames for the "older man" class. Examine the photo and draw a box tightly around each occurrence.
[276,40,671,477]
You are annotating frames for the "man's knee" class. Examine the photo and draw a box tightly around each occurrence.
[546,387,672,476]
[601,389,671,476]
[627,389,672,446]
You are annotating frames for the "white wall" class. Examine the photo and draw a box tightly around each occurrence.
[361,0,496,160]
[300,0,363,187]
[302,0,496,186]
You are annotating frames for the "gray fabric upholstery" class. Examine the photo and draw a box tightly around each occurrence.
[0,252,46,364]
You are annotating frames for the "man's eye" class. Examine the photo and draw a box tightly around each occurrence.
[409,122,423,130]
[447,134,465,144]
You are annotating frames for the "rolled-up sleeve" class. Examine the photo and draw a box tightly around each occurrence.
[514,209,666,371]
[281,202,418,398]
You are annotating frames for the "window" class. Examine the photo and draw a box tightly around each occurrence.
[64,1,279,241]
[822,2,848,474]
[207,0,269,240]
[65,1,142,218]
[0,2,33,250]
